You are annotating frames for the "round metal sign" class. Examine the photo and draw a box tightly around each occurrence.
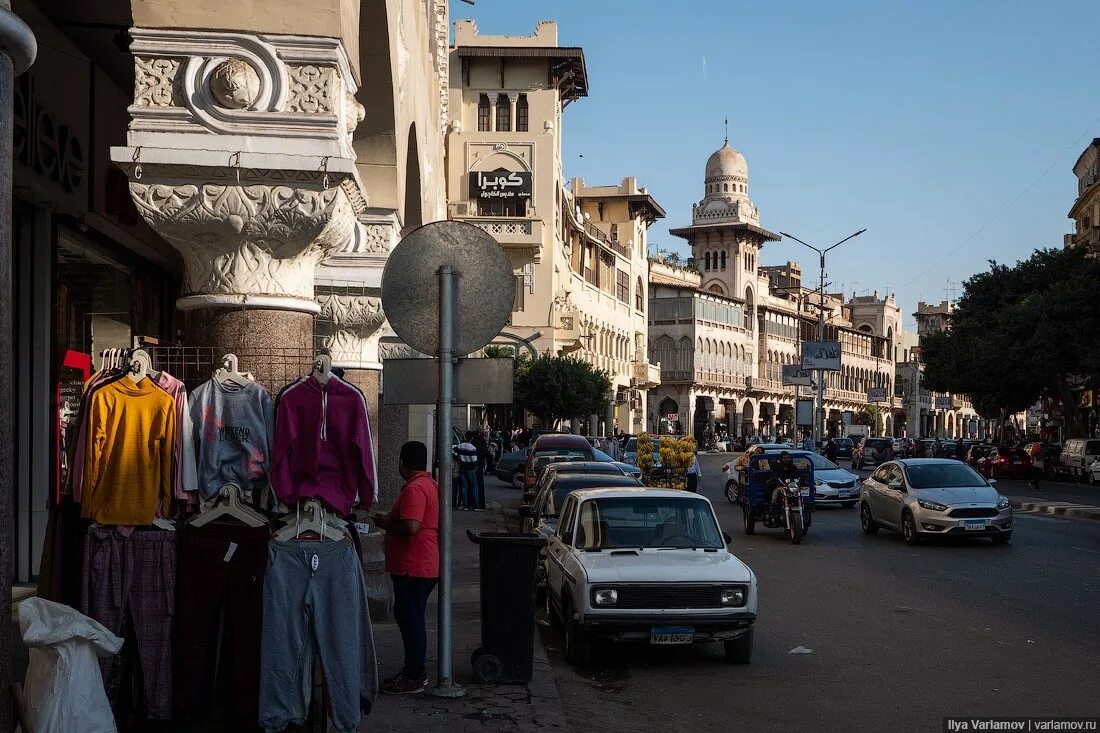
[381,220,515,357]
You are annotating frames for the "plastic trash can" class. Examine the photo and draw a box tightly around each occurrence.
[466,530,547,684]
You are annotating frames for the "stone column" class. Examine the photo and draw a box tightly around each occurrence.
[0,5,33,726]
[507,92,519,132]
[316,292,385,448]
[491,96,499,131]
[112,29,368,390]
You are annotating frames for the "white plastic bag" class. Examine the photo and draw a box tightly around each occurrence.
[19,597,123,733]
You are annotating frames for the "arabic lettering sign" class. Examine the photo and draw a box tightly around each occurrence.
[468,170,532,200]
[866,387,887,403]
[782,363,814,387]
[801,341,842,371]
[934,396,954,410]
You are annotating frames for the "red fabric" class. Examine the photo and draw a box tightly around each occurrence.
[384,472,439,578]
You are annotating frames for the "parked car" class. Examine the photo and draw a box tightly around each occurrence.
[495,447,531,489]
[592,448,642,479]
[976,447,1033,479]
[852,437,893,469]
[525,460,627,505]
[520,472,644,536]
[891,439,909,458]
[965,444,997,468]
[524,434,595,494]
[1089,459,1100,486]
[545,488,757,666]
[1059,439,1100,481]
[832,437,855,459]
[859,459,1013,545]
[622,436,639,465]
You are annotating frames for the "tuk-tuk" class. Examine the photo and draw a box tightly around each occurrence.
[743,452,816,544]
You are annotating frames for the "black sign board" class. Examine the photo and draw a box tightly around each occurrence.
[468,170,532,200]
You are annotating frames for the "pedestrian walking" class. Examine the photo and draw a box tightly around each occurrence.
[453,433,480,510]
[685,452,702,492]
[374,441,439,695]
[955,438,965,461]
[802,432,816,453]
[472,431,490,510]
[824,438,838,463]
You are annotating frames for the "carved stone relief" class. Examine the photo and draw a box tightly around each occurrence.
[128,182,355,302]
[134,57,184,107]
[315,294,387,368]
[286,64,337,114]
[209,58,262,109]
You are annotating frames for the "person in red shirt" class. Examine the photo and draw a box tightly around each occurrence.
[373,441,439,694]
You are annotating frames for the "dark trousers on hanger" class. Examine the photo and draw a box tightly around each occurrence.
[174,522,269,726]
[83,527,177,721]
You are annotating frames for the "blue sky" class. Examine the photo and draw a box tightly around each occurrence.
[452,0,1100,328]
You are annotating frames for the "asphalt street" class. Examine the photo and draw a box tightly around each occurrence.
[490,453,1100,733]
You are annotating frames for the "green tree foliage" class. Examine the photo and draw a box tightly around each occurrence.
[482,344,515,358]
[920,247,1100,437]
[513,355,613,427]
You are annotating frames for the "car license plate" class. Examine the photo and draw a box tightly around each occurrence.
[964,519,988,531]
[1013,458,1021,464]
[839,491,851,498]
[651,626,694,645]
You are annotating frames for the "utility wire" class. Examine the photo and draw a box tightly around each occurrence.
[900,117,1100,290]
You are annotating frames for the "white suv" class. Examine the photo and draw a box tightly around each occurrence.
[545,488,758,665]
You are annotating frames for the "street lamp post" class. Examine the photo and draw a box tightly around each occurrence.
[778,229,866,445]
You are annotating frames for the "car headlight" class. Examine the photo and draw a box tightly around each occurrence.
[917,499,948,512]
[592,588,618,606]
[997,495,1010,510]
[786,485,801,496]
[814,479,826,486]
[720,587,746,607]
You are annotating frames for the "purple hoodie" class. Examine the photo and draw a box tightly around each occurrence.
[271,374,377,514]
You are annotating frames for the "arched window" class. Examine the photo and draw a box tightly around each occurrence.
[635,277,644,311]
[516,94,529,131]
[743,287,754,329]
[705,252,711,270]
[496,94,511,131]
[477,94,490,131]
[724,184,729,192]
[680,337,694,370]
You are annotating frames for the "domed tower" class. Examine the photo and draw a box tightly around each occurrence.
[671,137,778,301]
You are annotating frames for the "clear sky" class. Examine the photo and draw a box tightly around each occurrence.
[451,0,1100,328]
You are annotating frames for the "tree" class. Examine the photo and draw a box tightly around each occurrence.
[921,247,1100,437]
[513,355,612,427]
[482,344,515,358]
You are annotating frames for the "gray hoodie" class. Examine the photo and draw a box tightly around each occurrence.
[188,378,275,499]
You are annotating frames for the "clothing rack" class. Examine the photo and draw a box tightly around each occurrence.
[134,340,317,393]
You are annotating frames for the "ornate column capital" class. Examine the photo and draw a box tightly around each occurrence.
[316,292,387,370]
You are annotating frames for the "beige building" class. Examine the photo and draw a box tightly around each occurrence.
[445,20,661,433]
[649,139,903,439]
[1067,137,1100,254]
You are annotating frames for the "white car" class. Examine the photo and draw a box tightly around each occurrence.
[545,488,758,666]
[1089,458,1100,486]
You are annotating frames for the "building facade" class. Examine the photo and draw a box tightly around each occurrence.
[648,139,901,440]
[1067,137,1100,254]
[444,20,660,434]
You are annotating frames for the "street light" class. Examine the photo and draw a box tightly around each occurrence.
[778,228,867,445]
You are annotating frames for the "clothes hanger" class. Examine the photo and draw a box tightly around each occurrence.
[190,482,268,528]
[274,499,345,541]
[214,353,252,389]
[312,353,333,384]
[152,516,176,531]
[127,349,152,385]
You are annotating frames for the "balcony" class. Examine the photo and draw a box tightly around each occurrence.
[746,377,786,394]
[632,361,661,389]
[658,369,746,389]
[457,215,543,250]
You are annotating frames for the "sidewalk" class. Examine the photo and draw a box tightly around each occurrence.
[365,501,569,733]
[996,477,1100,522]
[1010,500,1100,521]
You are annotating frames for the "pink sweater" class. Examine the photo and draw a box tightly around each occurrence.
[271,375,377,514]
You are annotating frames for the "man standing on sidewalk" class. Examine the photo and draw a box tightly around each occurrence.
[374,441,439,695]
[454,432,480,511]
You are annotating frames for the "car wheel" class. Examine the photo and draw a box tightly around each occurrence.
[841,501,857,509]
[902,511,922,546]
[860,502,879,535]
[725,480,740,504]
[564,602,591,666]
[991,532,1012,545]
[724,627,753,664]
[743,506,755,535]
[511,469,524,490]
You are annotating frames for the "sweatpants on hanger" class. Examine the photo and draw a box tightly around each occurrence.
[82,526,176,720]
[259,538,377,733]
[174,521,269,726]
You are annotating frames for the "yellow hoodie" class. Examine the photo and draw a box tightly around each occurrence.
[81,377,177,525]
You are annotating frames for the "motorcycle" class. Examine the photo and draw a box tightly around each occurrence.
[768,479,807,544]
[741,453,815,544]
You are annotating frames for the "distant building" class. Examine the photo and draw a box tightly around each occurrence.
[1067,138,1100,254]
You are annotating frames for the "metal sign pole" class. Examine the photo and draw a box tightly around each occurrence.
[432,265,464,698]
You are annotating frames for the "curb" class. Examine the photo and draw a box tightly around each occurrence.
[1010,500,1100,521]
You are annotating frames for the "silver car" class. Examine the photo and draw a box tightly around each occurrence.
[859,459,1013,545]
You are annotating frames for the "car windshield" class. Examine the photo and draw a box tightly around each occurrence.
[544,477,642,517]
[808,454,840,470]
[836,439,852,446]
[624,438,638,452]
[592,448,614,462]
[865,439,891,448]
[574,496,724,550]
[904,462,987,489]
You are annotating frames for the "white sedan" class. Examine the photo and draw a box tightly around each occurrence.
[545,488,758,666]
